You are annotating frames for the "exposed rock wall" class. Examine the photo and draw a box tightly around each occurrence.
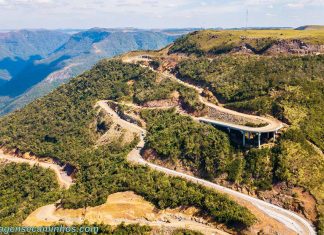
[265,40,324,55]
[230,40,324,55]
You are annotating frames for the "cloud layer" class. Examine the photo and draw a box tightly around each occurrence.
[0,0,323,29]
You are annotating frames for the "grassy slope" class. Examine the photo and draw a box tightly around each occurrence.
[170,29,324,55]
[0,60,255,229]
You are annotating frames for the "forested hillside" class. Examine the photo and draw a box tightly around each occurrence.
[175,55,324,151]
[107,29,324,232]
[142,109,231,179]
[0,163,60,226]
[0,30,69,82]
[0,28,181,116]
[169,34,324,232]
[0,60,255,229]
[1,28,323,233]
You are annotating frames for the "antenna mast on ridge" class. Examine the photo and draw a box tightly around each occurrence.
[245,9,249,30]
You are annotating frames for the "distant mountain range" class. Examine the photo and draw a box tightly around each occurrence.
[295,25,324,30]
[2,26,322,115]
[0,30,69,82]
[0,28,191,115]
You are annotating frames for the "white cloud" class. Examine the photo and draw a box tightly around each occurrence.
[0,0,323,29]
[287,2,305,8]
[243,0,324,7]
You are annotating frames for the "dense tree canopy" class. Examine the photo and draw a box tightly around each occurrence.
[142,109,231,178]
[175,55,324,232]
[0,163,60,226]
[0,60,256,229]
[176,55,324,151]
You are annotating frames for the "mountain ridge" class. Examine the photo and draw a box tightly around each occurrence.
[169,29,324,56]
[0,28,183,115]
[0,28,323,233]
[0,29,69,82]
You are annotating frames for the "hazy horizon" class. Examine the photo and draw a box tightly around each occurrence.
[0,26,300,32]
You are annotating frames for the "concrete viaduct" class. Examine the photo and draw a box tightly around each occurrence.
[198,117,284,148]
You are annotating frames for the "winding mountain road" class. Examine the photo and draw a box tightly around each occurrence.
[0,150,73,189]
[97,100,316,235]
[1,100,315,234]
[0,57,314,234]
[124,55,284,134]
[164,71,284,133]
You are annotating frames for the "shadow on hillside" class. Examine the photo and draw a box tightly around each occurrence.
[0,55,42,81]
[0,55,70,97]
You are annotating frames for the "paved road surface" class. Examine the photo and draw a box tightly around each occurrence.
[164,71,284,133]
[97,100,316,235]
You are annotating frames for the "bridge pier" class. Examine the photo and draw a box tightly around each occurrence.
[242,131,246,146]
[198,118,282,149]
[273,130,277,142]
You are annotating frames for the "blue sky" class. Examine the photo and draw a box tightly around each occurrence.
[0,0,323,29]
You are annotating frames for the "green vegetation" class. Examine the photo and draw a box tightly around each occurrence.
[176,55,324,150]
[132,69,203,113]
[272,129,324,233]
[244,122,268,128]
[13,223,151,235]
[0,163,60,225]
[108,223,151,235]
[243,149,273,190]
[0,60,256,229]
[141,109,289,190]
[0,60,201,165]
[142,109,231,178]
[170,29,324,55]
[172,229,203,235]
[175,54,324,232]
[140,107,323,230]
[132,71,176,104]
[178,86,206,113]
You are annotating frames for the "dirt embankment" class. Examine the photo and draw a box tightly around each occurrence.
[24,191,229,235]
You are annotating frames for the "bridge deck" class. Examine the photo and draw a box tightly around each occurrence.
[198,117,283,134]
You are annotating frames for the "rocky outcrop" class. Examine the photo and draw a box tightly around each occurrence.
[230,39,324,55]
[265,39,324,55]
